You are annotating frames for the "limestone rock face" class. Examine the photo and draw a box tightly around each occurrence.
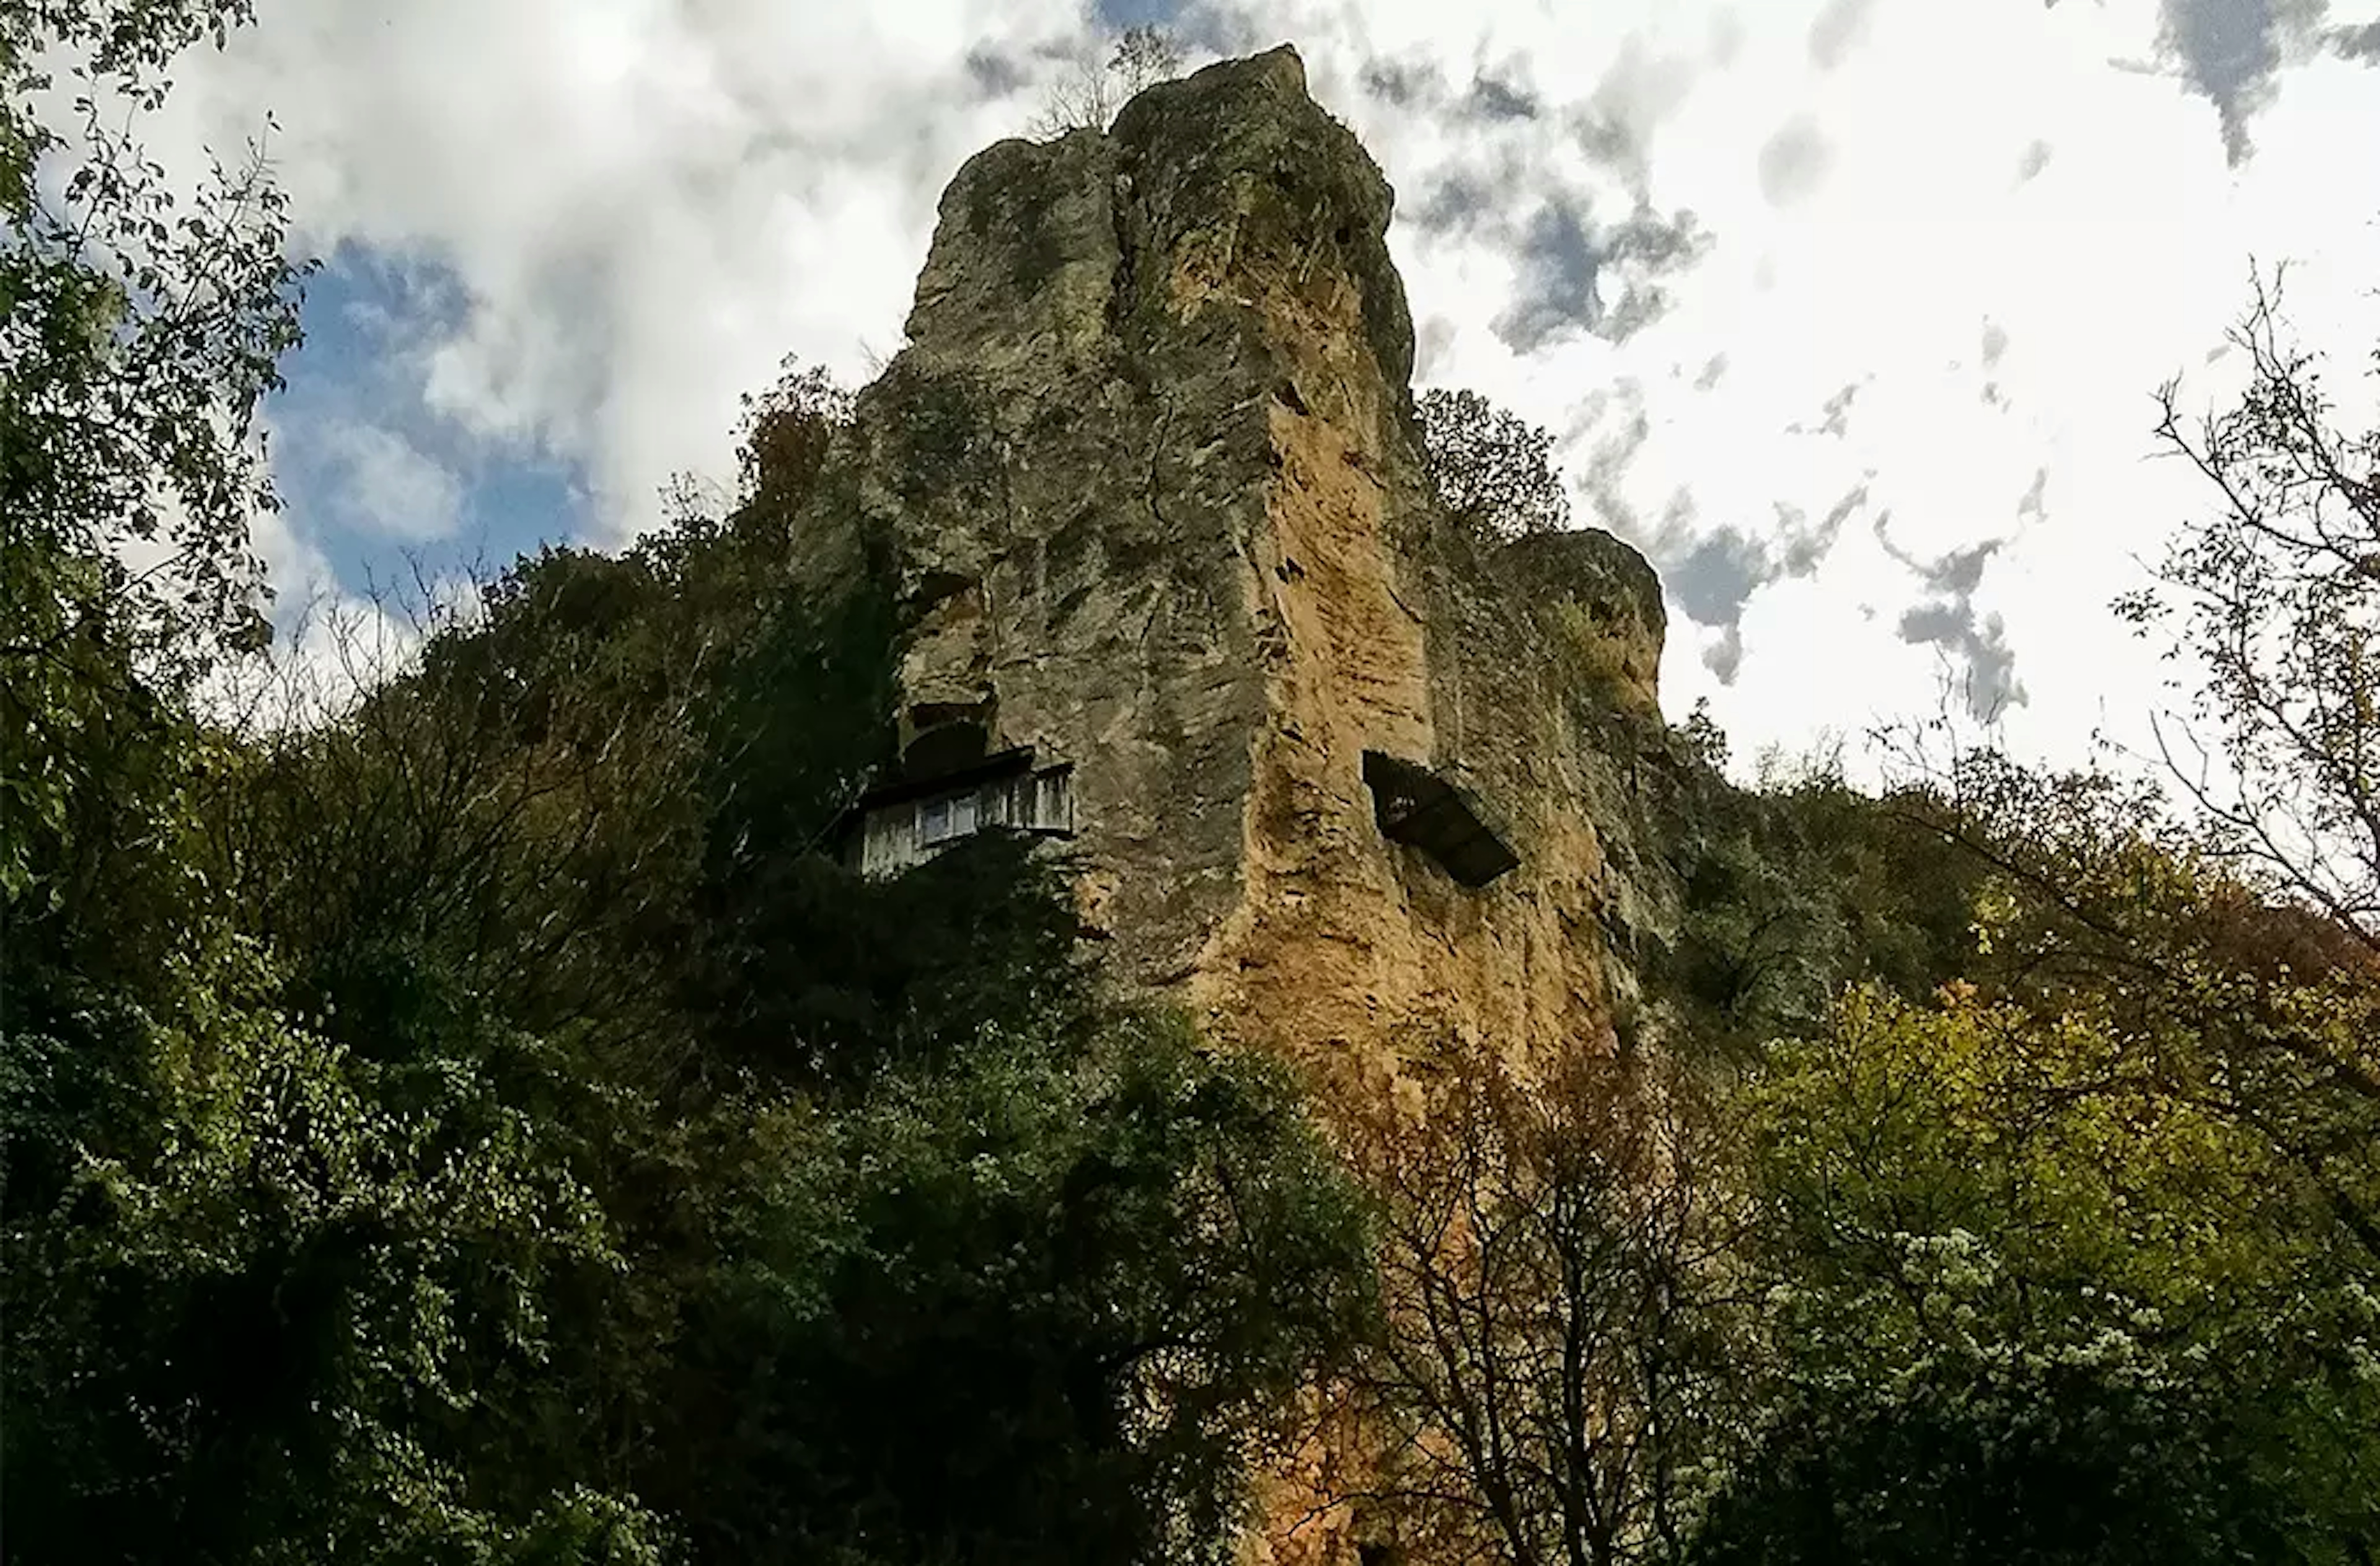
[798,42,1687,1565]
[826,42,1681,1100]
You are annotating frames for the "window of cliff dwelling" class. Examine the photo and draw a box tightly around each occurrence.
[847,749,1075,878]
[1362,750,1519,888]
[918,791,979,846]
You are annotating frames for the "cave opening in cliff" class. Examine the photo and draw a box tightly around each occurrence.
[1362,750,1519,888]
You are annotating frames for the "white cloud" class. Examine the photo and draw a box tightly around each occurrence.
[153,0,1092,534]
[136,0,2380,785]
[1235,0,2380,780]
[304,418,467,541]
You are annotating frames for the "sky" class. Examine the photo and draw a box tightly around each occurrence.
[128,0,2380,781]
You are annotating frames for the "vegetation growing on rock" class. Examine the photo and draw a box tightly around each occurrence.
[6,12,2379,1566]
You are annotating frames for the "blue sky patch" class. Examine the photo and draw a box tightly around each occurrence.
[270,241,591,606]
[1095,0,1182,32]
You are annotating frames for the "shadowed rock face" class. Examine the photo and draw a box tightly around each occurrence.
[812,42,1677,1092]
[793,42,1681,1565]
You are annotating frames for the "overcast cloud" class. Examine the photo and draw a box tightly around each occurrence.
[138,0,2380,780]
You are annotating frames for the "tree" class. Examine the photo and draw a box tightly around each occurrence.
[1761,269,2380,1555]
[2,917,672,1566]
[1822,262,2380,1303]
[667,997,1376,1566]
[1695,981,2379,1564]
[1029,25,1184,138]
[7,251,1383,1566]
[2123,267,2380,947]
[1627,720,1988,1064]
[0,0,306,652]
[1,0,309,906]
[1342,1041,1744,1566]
[201,357,883,1083]
[731,354,853,529]
[1417,388,1572,543]
[1883,744,2380,1268]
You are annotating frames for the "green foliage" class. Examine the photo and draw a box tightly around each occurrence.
[685,834,1091,1087]
[1919,743,2380,1263]
[1691,1351,2294,1566]
[664,1013,1373,1566]
[1701,983,2380,1564]
[6,267,1373,1566]
[1642,732,1986,1060]
[2,924,665,1565]
[1,0,308,905]
[1417,387,1572,542]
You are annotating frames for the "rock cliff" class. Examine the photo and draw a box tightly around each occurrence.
[795,44,1686,1561]
[820,42,1675,1073]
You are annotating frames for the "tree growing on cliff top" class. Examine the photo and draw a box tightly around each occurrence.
[1028,24,1184,137]
[1418,387,1573,542]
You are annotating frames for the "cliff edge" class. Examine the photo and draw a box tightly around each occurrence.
[803,46,1678,1114]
